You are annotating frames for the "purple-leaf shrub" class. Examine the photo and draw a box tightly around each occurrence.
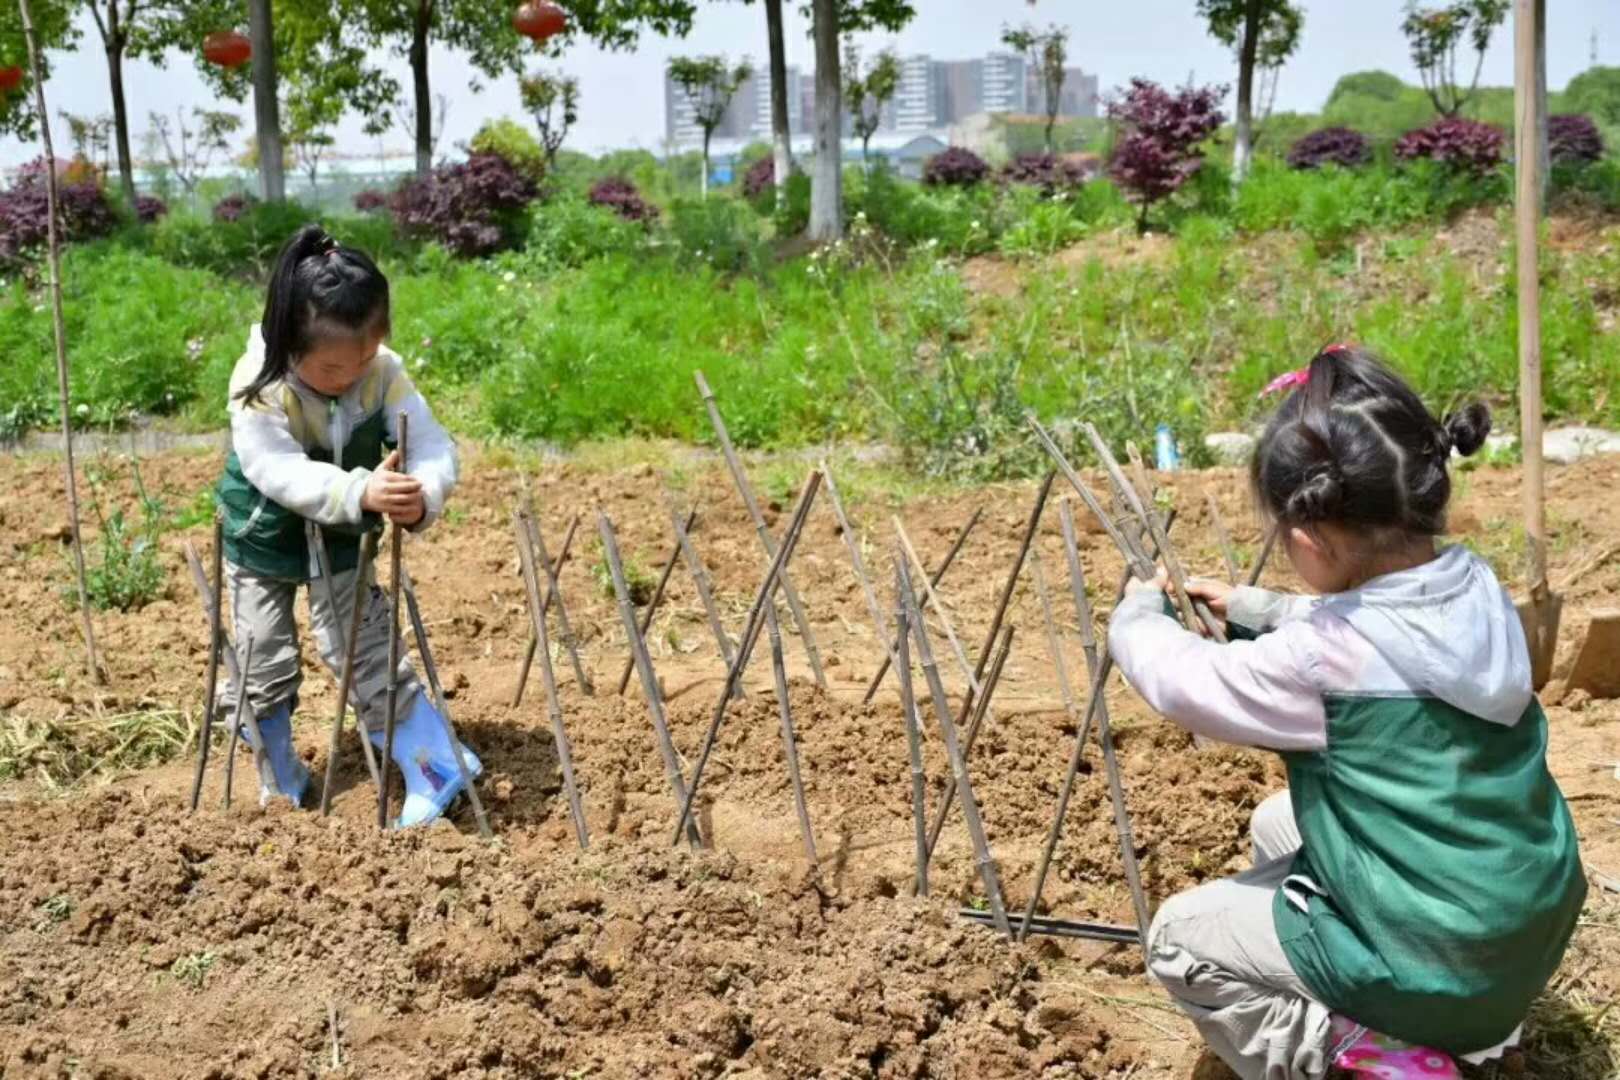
[134,195,168,223]
[587,176,658,223]
[353,189,388,213]
[1287,127,1373,170]
[921,146,990,188]
[998,152,1094,194]
[212,193,252,223]
[1106,78,1226,230]
[1548,114,1604,167]
[390,153,539,257]
[742,156,776,201]
[1393,117,1505,175]
[0,160,119,264]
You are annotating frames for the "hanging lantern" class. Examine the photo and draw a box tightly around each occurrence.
[202,30,252,69]
[0,66,23,94]
[512,1,566,43]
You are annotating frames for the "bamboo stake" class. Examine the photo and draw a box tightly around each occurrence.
[822,463,893,672]
[598,513,703,848]
[308,523,384,802]
[1028,418,1149,579]
[378,412,408,830]
[226,633,276,808]
[898,551,1010,938]
[318,531,383,816]
[511,516,580,707]
[672,470,822,847]
[223,715,240,807]
[519,483,593,695]
[614,512,695,696]
[19,0,101,685]
[662,485,743,699]
[182,542,246,809]
[921,622,1015,868]
[893,593,928,897]
[223,635,258,809]
[1248,524,1279,587]
[968,473,1053,691]
[514,510,590,849]
[1205,492,1239,586]
[894,517,986,709]
[695,370,827,688]
[189,515,225,813]
[1124,440,1225,641]
[863,506,983,702]
[767,604,818,867]
[401,568,492,839]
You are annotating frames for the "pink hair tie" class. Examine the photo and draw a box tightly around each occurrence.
[1258,342,1352,399]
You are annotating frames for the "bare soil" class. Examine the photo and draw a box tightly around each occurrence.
[1,447,1617,1079]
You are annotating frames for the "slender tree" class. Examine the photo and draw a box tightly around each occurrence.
[668,54,751,198]
[1400,0,1510,116]
[520,69,579,169]
[1002,23,1069,155]
[1198,0,1302,181]
[149,106,241,193]
[844,43,899,171]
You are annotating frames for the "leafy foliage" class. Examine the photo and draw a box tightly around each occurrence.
[921,147,990,188]
[844,45,900,160]
[998,153,1092,195]
[1001,23,1070,153]
[0,0,78,140]
[1548,114,1604,167]
[353,189,388,213]
[522,196,646,270]
[0,162,119,266]
[588,176,659,223]
[667,197,763,273]
[469,117,548,183]
[212,193,251,224]
[78,460,166,613]
[390,153,539,257]
[742,155,777,201]
[1399,0,1509,116]
[1286,127,1373,170]
[520,70,580,168]
[134,195,168,223]
[1106,79,1226,231]
[1393,116,1505,175]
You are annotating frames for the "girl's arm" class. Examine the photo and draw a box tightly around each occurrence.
[383,360,458,530]
[232,396,371,526]
[1225,587,1321,636]
[1107,585,1330,752]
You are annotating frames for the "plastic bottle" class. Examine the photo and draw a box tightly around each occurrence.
[1154,423,1180,471]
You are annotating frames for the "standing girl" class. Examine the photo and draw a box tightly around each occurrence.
[1108,346,1585,1079]
[217,224,480,827]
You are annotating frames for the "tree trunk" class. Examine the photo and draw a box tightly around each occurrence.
[411,0,433,177]
[808,0,841,241]
[1231,0,1262,184]
[102,4,135,206]
[764,0,792,201]
[1045,114,1056,156]
[701,130,710,199]
[248,0,284,201]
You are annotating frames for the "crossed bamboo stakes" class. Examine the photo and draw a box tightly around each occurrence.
[178,373,1278,951]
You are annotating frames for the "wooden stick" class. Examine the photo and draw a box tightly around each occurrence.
[662,485,743,700]
[969,473,1053,691]
[1248,524,1279,587]
[402,568,493,839]
[1028,417,1150,580]
[519,485,593,696]
[1515,0,1547,597]
[894,517,986,710]
[189,515,225,813]
[767,604,818,867]
[672,470,823,847]
[863,506,982,703]
[893,594,928,898]
[181,542,246,810]
[1126,442,1225,641]
[695,371,827,688]
[822,463,894,672]
[514,510,590,849]
[898,551,1010,938]
[1206,491,1239,586]
[921,623,1015,868]
[379,412,408,830]
[614,512,695,696]
[318,531,383,817]
[226,633,275,809]
[511,516,580,707]
[308,523,384,804]
[223,710,241,808]
[598,513,703,848]
[327,1001,341,1070]
[20,0,101,686]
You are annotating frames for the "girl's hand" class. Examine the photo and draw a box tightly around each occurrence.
[362,450,426,525]
[1186,577,1235,619]
[1124,566,1170,597]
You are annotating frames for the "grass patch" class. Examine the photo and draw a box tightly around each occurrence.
[0,709,195,790]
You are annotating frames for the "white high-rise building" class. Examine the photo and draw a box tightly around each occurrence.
[891,54,940,132]
[980,52,1028,114]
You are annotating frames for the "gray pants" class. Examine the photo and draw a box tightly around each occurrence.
[220,561,421,733]
[1147,790,1333,1080]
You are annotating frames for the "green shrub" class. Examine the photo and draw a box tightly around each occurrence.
[522,196,646,271]
[999,188,1086,258]
[76,460,167,612]
[470,118,548,184]
[666,197,764,273]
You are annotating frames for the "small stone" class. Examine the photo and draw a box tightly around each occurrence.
[1203,432,1256,466]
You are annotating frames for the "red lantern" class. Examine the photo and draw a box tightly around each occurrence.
[512,1,566,43]
[0,66,23,94]
[202,30,252,69]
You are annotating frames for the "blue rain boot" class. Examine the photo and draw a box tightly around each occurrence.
[370,693,482,828]
[241,700,310,808]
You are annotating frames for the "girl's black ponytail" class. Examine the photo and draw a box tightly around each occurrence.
[236,223,391,407]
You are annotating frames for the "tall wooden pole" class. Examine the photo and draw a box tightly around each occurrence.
[1516,0,1545,595]
[19,0,103,686]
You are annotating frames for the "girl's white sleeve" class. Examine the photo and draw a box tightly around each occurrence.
[384,364,458,530]
[1107,588,1330,752]
[231,399,370,526]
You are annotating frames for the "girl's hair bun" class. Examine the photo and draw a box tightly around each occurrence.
[1442,402,1491,458]
[1284,466,1343,522]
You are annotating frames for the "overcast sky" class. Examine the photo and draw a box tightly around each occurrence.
[4,0,1618,167]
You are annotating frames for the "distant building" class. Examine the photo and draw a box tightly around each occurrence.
[1026,66,1100,119]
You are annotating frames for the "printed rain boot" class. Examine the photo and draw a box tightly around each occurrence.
[370,692,482,828]
[1328,1016,1460,1078]
[242,700,311,808]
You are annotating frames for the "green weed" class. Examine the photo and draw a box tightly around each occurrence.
[73,459,167,613]
[0,708,192,788]
[169,951,217,990]
[37,894,73,926]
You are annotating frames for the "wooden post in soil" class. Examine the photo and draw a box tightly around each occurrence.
[672,470,823,848]
[694,371,827,688]
[821,464,894,677]
[894,517,987,711]
[898,551,1010,938]
[965,473,1053,697]
[318,531,384,816]
[515,509,591,849]
[1205,492,1239,586]
[921,623,1014,868]
[892,593,928,897]
[766,604,818,868]
[518,479,593,696]
[18,0,102,685]
[614,512,695,697]
[599,513,703,848]
[378,413,409,830]
[1515,0,1560,689]
[662,485,744,699]
[189,515,226,812]
[1248,525,1279,588]
[863,507,983,703]
[511,517,580,707]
